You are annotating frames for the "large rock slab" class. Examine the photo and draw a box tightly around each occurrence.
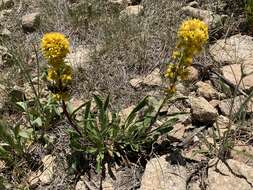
[222,63,253,91]
[208,159,253,190]
[140,155,188,190]
[210,34,253,64]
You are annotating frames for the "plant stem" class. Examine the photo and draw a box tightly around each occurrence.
[62,100,82,136]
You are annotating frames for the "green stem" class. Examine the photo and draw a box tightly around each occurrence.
[62,100,82,136]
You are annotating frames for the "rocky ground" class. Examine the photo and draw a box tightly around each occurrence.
[0,0,253,189]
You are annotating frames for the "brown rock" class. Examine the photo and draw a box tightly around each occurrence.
[140,155,187,190]
[190,97,218,123]
[208,159,253,190]
[187,66,199,81]
[218,96,253,116]
[196,81,222,100]
[222,63,253,92]
[210,34,253,64]
[142,68,162,86]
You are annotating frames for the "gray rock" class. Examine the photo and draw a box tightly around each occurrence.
[22,12,41,32]
[190,96,218,123]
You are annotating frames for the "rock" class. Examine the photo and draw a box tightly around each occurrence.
[140,155,188,190]
[0,160,5,170]
[142,68,162,86]
[39,154,55,185]
[75,180,87,190]
[210,34,253,64]
[28,172,39,188]
[129,77,142,88]
[181,2,227,30]
[187,66,199,81]
[120,5,144,17]
[108,0,131,6]
[209,99,221,108]
[0,28,11,38]
[196,81,223,100]
[210,115,235,137]
[222,63,253,92]
[190,97,218,123]
[0,0,14,9]
[218,96,253,116]
[169,123,185,141]
[208,159,253,190]
[66,46,91,71]
[22,12,40,32]
[119,105,135,122]
[232,144,253,165]
[102,180,114,190]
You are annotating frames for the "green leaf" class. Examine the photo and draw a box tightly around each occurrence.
[18,128,33,139]
[70,101,90,119]
[93,94,108,130]
[31,117,42,127]
[16,101,27,111]
[124,96,149,128]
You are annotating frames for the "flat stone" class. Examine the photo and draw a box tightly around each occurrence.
[222,63,253,92]
[129,77,142,88]
[142,68,162,86]
[140,155,187,190]
[39,154,55,185]
[210,34,253,64]
[208,159,253,190]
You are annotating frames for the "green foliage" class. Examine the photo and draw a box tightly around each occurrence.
[16,97,61,129]
[0,120,32,166]
[69,95,175,172]
[245,0,253,25]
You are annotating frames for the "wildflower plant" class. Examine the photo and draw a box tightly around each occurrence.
[39,21,208,174]
[41,32,72,101]
[165,19,208,93]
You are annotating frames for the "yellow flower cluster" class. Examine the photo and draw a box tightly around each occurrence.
[41,32,70,63]
[41,32,72,101]
[177,19,208,56]
[165,19,208,94]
